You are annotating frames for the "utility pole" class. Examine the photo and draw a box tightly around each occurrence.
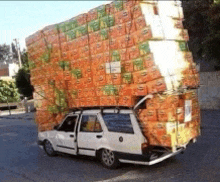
[13,38,22,68]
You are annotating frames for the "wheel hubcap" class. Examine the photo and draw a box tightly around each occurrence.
[102,149,114,166]
[45,141,53,154]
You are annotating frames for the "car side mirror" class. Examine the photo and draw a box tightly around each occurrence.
[54,124,59,130]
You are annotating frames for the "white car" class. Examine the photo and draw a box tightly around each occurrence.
[38,108,184,169]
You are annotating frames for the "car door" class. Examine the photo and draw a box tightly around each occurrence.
[101,112,143,155]
[77,114,103,156]
[55,114,79,155]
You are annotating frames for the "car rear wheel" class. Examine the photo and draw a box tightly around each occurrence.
[44,140,56,156]
[101,149,119,169]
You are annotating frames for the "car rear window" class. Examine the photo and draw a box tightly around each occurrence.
[102,113,134,134]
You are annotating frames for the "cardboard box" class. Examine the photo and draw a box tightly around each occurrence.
[135,15,147,30]
[121,60,134,72]
[109,38,118,50]
[133,26,152,44]
[115,9,132,24]
[118,34,134,49]
[105,3,114,15]
[122,73,133,84]
[119,49,130,61]
[118,84,132,96]
[143,53,155,68]
[158,108,176,122]
[131,5,142,19]
[87,8,98,22]
[100,96,117,106]
[139,109,158,121]
[100,15,115,29]
[89,31,101,44]
[133,69,152,84]
[125,20,136,34]
[133,57,144,71]
[99,29,109,40]
[106,73,121,85]
[118,95,135,106]
[132,84,148,96]
[129,46,140,59]
[147,78,166,93]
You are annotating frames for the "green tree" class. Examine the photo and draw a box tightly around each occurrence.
[0,44,12,64]
[182,0,220,67]
[202,1,220,64]
[0,80,20,103]
[15,49,34,98]
[11,42,18,59]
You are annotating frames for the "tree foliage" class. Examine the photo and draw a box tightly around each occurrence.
[0,44,12,64]
[11,42,18,59]
[0,80,20,103]
[182,0,220,65]
[15,49,34,97]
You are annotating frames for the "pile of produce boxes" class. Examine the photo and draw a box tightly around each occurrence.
[26,0,200,150]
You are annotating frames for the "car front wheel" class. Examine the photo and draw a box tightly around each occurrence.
[101,149,119,169]
[44,140,56,156]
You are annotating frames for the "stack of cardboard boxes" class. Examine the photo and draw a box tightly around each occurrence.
[26,0,200,149]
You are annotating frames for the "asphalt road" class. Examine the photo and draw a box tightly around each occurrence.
[0,110,219,182]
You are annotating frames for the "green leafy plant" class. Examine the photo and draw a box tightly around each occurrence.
[0,80,20,103]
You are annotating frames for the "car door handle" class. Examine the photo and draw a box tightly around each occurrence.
[96,135,102,139]
[69,134,74,138]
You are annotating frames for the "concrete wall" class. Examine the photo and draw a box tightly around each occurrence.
[198,71,220,109]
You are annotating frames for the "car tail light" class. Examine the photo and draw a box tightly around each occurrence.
[141,142,148,154]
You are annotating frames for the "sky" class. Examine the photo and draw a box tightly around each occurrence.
[0,1,106,50]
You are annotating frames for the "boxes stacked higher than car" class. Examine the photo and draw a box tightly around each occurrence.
[26,0,200,150]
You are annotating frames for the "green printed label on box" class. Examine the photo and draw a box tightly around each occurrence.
[96,5,106,18]
[114,0,123,11]
[178,41,188,51]
[133,57,144,71]
[139,41,150,55]
[66,30,76,40]
[59,60,70,70]
[100,29,108,40]
[71,69,82,79]
[111,50,120,62]
[122,73,132,84]
[100,15,115,29]
[75,24,88,37]
[103,85,118,95]
[88,19,100,33]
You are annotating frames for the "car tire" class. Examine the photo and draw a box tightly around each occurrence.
[43,140,56,156]
[100,149,119,169]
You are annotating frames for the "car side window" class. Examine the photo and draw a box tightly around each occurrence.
[58,116,77,132]
[102,113,134,134]
[80,115,102,132]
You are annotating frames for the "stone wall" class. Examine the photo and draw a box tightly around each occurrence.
[198,71,220,109]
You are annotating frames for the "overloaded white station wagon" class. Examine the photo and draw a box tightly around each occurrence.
[38,107,184,169]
